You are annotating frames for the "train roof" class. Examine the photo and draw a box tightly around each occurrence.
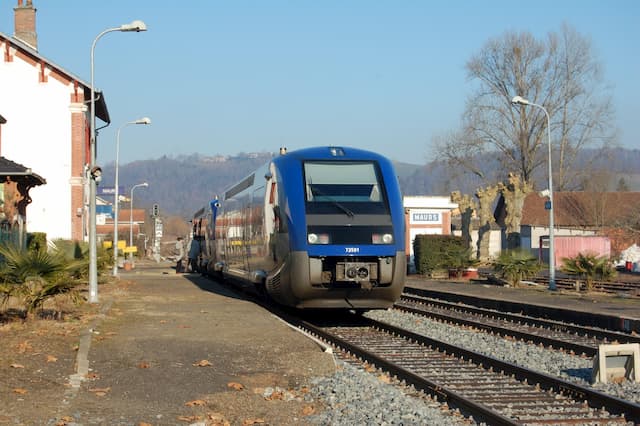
[215,146,395,203]
[277,146,391,163]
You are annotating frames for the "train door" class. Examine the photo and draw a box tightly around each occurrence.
[246,184,266,273]
[264,163,280,270]
[222,198,244,273]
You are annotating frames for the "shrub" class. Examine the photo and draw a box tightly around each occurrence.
[444,244,478,278]
[414,235,473,276]
[493,250,542,287]
[561,252,616,291]
[0,243,83,316]
[50,239,111,280]
[26,232,47,252]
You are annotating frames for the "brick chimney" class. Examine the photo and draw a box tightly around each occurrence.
[14,0,37,50]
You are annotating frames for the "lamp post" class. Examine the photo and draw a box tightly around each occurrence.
[511,95,556,291]
[112,117,151,277]
[129,182,149,259]
[89,20,147,303]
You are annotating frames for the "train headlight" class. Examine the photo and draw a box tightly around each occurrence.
[308,233,330,244]
[346,267,357,278]
[357,267,369,279]
[372,233,393,244]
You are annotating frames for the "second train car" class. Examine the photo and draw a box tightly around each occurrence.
[192,146,406,309]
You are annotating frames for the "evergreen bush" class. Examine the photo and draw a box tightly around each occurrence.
[493,249,542,287]
[561,252,616,291]
[414,235,471,276]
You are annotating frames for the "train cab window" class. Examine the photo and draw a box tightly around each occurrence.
[304,162,389,214]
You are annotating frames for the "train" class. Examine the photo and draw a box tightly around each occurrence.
[192,146,406,310]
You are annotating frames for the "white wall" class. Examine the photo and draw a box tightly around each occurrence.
[528,226,595,250]
[453,229,502,260]
[0,53,74,240]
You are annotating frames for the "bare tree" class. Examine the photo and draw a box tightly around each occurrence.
[475,184,499,261]
[450,191,475,250]
[498,173,533,249]
[435,24,616,191]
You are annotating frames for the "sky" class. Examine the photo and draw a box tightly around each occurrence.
[1,1,638,166]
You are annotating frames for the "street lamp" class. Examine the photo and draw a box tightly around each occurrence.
[89,20,147,303]
[112,117,151,277]
[511,95,556,290]
[129,182,149,259]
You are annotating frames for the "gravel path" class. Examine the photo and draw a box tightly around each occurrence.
[303,308,640,425]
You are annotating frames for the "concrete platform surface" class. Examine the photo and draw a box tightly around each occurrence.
[62,261,335,425]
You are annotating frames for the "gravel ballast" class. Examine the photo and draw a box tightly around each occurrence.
[300,308,640,424]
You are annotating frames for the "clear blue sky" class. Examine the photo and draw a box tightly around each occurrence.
[1,1,638,166]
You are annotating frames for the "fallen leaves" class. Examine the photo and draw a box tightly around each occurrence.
[263,389,284,401]
[13,388,28,394]
[185,399,207,407]
[227,382,244,391]
[205,412,230,426]
[54,416,74,426]
[192,359,212,367]
[88,387,111,397]
[301,405,316,416]
[242,419,265,425]
[137,361,151,369]
[46,354,58,363]
[177,415,201,422]
[377,374,392,384]
[611,375,627,384]
[16,340,33,353]
[177,412,232,425]
[10,363,25,369]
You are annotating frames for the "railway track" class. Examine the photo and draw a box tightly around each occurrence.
[533,277,640,296]
[299,315,640,425]
[403,285,640,334]
[395,293,640,357]
[480,271,640,297]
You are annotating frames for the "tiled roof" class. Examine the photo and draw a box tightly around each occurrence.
[0,156,45,186]
[521,192,640,227]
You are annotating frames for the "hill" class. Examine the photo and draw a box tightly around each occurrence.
[100,148,640,218]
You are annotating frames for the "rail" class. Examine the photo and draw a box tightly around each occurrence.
[299,315,640,425]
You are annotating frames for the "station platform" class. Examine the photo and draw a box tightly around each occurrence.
[406,275,640,333]
[58,261,336,425]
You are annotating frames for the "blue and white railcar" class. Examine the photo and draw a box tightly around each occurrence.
[198,146,406,309]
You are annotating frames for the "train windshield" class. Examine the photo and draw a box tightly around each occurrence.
[304,162,389,214]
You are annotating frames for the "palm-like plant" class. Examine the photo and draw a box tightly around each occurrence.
[0,244,82,315]
[561,252,616,291]
[445,245,478,278]
[493,250,542,287]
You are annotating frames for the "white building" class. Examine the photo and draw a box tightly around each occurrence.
[403,195,458,270]
[0,1,110,241]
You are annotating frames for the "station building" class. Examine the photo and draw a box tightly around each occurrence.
[0,1,110,242]
[403,195,457,271]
